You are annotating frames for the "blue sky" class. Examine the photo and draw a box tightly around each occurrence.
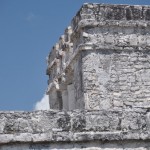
[0,0,150,111]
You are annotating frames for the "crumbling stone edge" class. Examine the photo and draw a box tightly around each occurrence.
[0,108,150,144]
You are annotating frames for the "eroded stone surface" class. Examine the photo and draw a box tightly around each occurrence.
[1,3,150,150]
[2,140,150,150]
[46,3,150,111]
[0,108,149,144]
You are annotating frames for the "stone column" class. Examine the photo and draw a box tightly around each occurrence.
[62,90,68,110]
[67,84,76,110]
[49,90,58,109]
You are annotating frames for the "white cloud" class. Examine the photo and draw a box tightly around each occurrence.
[34,94,49,110]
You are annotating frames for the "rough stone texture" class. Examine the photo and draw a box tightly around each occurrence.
[2,141,150,150]
[0,108,150,149]
[0,109,149,144]
[46,3,150,111]
[1,3,150,149]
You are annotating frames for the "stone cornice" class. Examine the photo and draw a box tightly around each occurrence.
[71,3,150,31]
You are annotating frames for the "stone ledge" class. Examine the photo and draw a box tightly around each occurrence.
[0,130,149,144]
[0,109,149,144]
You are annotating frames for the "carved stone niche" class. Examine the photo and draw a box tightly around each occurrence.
[59,70,76,111]
[47,65,76,111]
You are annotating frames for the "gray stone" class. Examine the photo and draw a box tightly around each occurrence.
[2,3,150,149]
[46,3,150,111]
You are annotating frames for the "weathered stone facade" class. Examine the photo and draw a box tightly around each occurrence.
[0,109,150,149]
[1,3,150,150]
[46,3,150,111]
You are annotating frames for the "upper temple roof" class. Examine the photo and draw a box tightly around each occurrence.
[71,3,150,30]
[48,3,150,61]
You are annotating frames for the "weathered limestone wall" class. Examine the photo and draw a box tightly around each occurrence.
[46,3,150,111]
[1,3,150,149]
[81,22,150,110]
[0,108,150,149]
[82,49,150,110]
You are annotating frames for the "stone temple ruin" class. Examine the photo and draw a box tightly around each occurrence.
[46,3,150,111]
[1,3,150,150]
